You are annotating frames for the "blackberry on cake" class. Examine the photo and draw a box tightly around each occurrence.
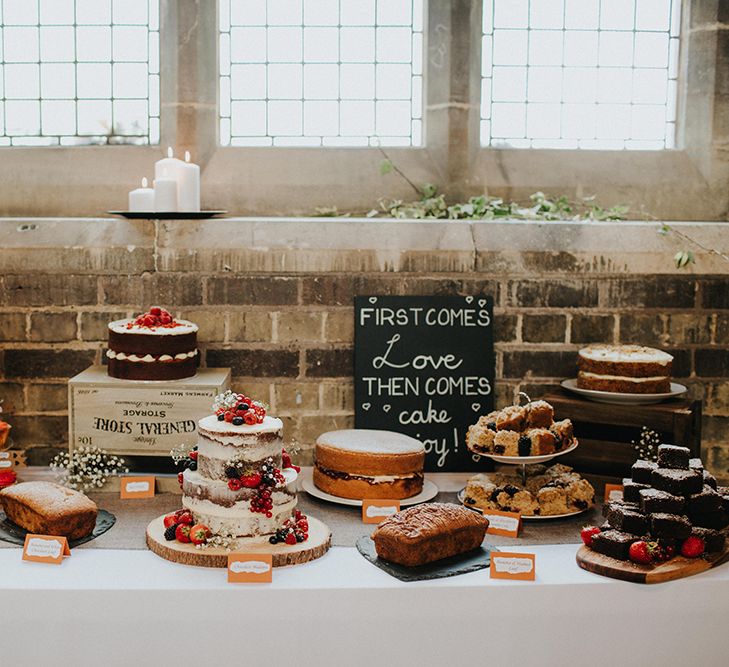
[656,444,690,470]
[576,344,673,394]
[106,307,199,381]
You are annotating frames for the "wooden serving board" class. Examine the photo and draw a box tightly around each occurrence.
[146,514,331,568]
[576,544,729,584]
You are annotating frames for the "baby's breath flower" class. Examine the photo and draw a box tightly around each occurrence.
[50,447,128,493]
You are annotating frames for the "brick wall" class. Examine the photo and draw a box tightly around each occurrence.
[1,218,728,480]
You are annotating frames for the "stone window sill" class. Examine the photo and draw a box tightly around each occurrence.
[0,218,726,275]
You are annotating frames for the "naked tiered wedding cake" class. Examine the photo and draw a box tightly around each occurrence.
[168,390,308,547]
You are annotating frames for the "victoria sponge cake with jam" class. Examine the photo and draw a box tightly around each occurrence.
[577,344,673,394]
[314,429,425,500]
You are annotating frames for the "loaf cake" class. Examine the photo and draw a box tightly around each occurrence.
[0,481,97,539]
[371,502,489,567]
[463,463,595,516]
[314,429,425,500]
[577,344,673,394]
[106,307,198,381]
[466,399,575,458]
[0,420,10,449]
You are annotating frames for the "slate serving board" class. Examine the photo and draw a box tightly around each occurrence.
[356,535,496,582]
[0,509,116,548]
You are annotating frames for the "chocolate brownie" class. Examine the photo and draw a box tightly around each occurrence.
[589,530,638,561]
[691,527,726,553]
[689,508,729,530]
[622,479,651,503]
[606,505,649,535]
[650,512,692,539]
[689,458,703,471]
[686,485,723,514]
[602,499,640,518]
[703,469,718,490]
[639,488,684,514]
[719,486,729,511]
[651,468,703,496]
[631,460,658,484]
[656,444,690,470]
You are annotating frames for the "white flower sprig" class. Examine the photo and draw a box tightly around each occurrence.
[50,447,129,492]
[632,427,661,463]
[170,442,193,464]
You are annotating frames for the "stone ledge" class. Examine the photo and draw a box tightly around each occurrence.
[0,217,727,275]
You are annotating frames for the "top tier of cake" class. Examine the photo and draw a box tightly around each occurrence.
[106,308,198,381]
[316,429,424,455]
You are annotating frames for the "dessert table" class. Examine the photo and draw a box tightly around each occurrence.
[1,471,728,667]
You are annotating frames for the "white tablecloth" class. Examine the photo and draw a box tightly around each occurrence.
[1,543,728,667]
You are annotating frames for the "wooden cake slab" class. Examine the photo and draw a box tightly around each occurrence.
[576,544,729,584]
[146,515,331,568]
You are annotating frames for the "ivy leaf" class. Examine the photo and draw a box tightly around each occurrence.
[674,250,695,269]
[379,159,394,175]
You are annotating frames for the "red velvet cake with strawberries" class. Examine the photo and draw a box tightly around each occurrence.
[106,307,198,381]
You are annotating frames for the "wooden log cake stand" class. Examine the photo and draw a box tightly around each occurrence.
[146,515,332,568]
[576,544,729,584]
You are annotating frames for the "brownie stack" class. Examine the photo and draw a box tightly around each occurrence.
[591,444,728,561]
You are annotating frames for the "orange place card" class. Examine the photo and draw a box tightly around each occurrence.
[362,499,401,524]
[490,552,536,581]
[120,475,156,499]
[22,534,70,564]
[604,483,624,502]
[228,553,273,583]
[481,509,521,537]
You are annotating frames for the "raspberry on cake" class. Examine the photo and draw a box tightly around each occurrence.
[313,429,425,500]
[576,344,673,394]
[106,307,198,381]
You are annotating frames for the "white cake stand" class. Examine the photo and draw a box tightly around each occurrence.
[474,439,579,485]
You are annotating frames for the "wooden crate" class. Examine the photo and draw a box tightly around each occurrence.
[68,366,230,457]
[544,391,702,478]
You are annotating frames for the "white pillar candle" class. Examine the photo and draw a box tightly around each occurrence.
[128,177,154,212]
[154,146,183,183]
[154,170,178,212]
[177,150,200,212]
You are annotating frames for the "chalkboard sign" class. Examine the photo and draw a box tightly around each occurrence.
[354,295,495,472]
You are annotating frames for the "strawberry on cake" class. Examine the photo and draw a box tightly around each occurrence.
[576,344,673,394]
[106,307,198,381]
